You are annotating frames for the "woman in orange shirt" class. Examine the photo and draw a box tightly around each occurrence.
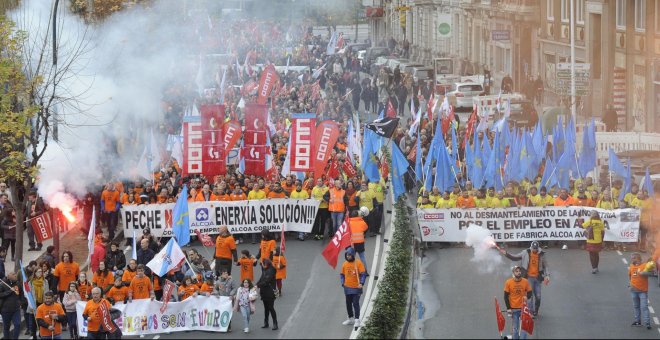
[256,230,276,265]
[177,276,199,301]
[106,276,129,305]
[199,273,215,296]
[77,273,93,301]
[122,259,138,286]
[272,247,287,296]
[53,251,81,301]
[92,261,114,295]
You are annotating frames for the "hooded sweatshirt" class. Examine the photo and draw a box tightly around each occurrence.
[340,248,367,295]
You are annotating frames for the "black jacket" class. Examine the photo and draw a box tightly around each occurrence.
[257,266,277,301]
[0,279,22,313]
[137,248,155,275]
[106,249,127,271]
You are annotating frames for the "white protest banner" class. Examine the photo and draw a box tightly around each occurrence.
[76,296,232,337]
[418,207,640,243]
[122,198,320,237]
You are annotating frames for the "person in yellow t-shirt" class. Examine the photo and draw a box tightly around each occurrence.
[418,195,434,208]
[435,191,456,208]
[489,191,510,208]
[631,190,653,252]
[247,184,266,200]
[311,179,330,240]
[429,187,442,204]
[582,211,605,274]
[530,186,554,207]
[474,189,489,208]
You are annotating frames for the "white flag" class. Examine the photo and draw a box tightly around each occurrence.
[280,133,293,177]
[87,207,96,257]
[147,238,186,277]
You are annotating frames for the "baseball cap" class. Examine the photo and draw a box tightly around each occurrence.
[530,241,539,249]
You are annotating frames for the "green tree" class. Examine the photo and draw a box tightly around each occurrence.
[0,15,41,270]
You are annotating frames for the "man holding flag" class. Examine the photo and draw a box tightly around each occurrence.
[35,291,66,340]
[504,266,533,339]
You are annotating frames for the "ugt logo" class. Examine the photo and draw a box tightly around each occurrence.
[196,208,209,221]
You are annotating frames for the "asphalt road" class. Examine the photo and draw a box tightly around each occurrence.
[414,246,660,339]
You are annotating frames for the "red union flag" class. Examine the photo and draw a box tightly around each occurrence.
[257,64,279,105]
[321,215,352,269]
[243,145,268,176]
[99,300,117,332]
[342,158,358,178]
[290,113,316,171]
[183,118,203,176]
[494,297,505,334]
[30,213,53,243]
[201,104,226,177]
[223,120,242,152]
[160,279,176,313]
[194,230,214,247]
[521,298,534,335]
[313,120,340,182]
[244,104,268,132]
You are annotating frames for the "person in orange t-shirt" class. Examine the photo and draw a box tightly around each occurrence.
[122,259,138,286]
[257,230,276,265]
[106,276,129,305]
[340,247,366,326]
[629,253,652,328]
[267,182,288,198]
[53,251,81,301]
[215,226,238,277]
[456,191,476,208]
[82,288,112,337]
[236,249,258,282]
[77,273,93,301]
[177,276,199,301]
[553,188,575,206]
[230,187,247,201]
[92,261,115,294]
[101,182,121,239]
[128,265,154,301]
[272,247,287,296]
[35,292,66,339]
[199,273,215,296]
[503,266,532,338]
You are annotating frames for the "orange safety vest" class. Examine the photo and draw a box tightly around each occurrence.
[349,217,368,244]
[328,188,346,212]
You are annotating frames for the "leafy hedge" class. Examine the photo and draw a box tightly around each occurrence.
[357,196,412,339]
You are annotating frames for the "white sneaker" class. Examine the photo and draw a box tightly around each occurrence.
[244,327,249,333]
[354,318,361,327]
[342,318,355,325]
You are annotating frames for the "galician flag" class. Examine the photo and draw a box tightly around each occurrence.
[147,238,186,277]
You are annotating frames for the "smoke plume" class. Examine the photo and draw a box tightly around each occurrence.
[465,224,503,273]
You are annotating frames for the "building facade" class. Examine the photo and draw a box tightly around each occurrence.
[370,0,660,133]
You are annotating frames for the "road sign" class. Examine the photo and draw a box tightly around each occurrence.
[555,63,590,96]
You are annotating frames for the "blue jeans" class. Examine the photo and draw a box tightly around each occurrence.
[239,305,251,329]
[631,290,650,326]
[331,212,345,234]
[345,294,361,319]
[511,309,527,339]
[2,310,21,340]
[527,276,542,314]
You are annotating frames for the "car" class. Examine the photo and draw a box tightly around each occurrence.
[411,66,434,83]
[365,47,391,66]
[386,58,410,72]
[401,62,425,74]
[508,99,538,128]
[371,56,395,74]
[344,43,370,54]
[448,82,485,111]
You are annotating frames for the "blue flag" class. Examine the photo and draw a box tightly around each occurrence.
[519,130,538,181]
[423,115,444,191]
[472,134,485,188]
[532,120,545,163]
[608,148,627,178]
[577,119,597,176]
[465,134,474,182]
[172,185,190,247]
[415,135,423,182]
[553,116,565,160]
[484,133,503,191]
[391,144,410,200]
[619,159,632,201]
[362,129,381,183]
[554,148,574,189]
[450,124,458,165]
[644,167,655,198]
[540,157,557,189]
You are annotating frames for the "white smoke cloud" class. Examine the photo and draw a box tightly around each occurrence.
[11,0,196,207]
[465,224,503,273]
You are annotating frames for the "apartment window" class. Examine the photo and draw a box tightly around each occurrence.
[561,0,570,23]
[547,0,554,20]
[635,0,646,32]
[616,0,626,30]
[576,0,584,24]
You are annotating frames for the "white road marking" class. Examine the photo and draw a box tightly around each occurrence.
[654,316,659,325]
[622,258,628,264]
[650,305,655,314]
[616,250,623,256]
[153,336,160,339]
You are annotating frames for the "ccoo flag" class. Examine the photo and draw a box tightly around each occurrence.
[147,238,186,277]
[172,185,191,247]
